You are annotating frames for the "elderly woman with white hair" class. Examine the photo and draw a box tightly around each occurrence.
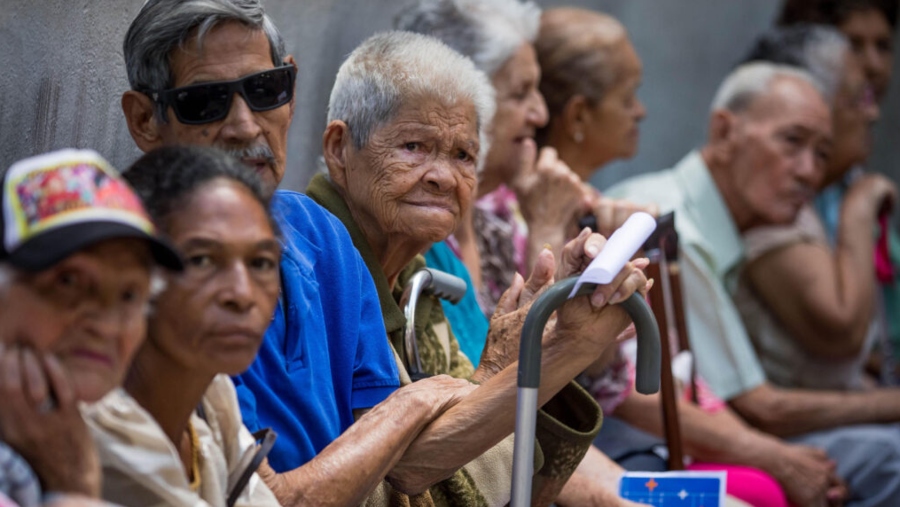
[307,30,649,506]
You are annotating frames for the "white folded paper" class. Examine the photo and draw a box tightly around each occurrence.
[568,212,657,298]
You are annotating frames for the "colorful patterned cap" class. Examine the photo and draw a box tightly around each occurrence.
[0,149,183,271]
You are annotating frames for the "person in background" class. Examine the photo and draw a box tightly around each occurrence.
[778,0,900,382]
[779,0,895,101]
[535,9,850,506]
[736,24,894,392]
[0,148,183,506]
[398,0,595,320]
[608,61,900,507]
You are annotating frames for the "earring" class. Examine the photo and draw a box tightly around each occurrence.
[574,131,584,143]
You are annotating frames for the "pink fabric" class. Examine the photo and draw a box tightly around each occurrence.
[687,462,788,507]
[876,213,894,283]
[0,492,19,507]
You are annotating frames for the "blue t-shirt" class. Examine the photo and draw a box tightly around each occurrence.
[423,241,490,366]
[233,190,399,472]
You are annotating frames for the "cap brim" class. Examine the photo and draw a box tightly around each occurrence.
[8,222,183,272]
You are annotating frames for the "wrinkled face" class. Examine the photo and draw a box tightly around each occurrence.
[484,43,549,186]
[156,21,294,190]
[0,239,153,402]
[828,52,880,182]
[840,8,894,101]
[150,179,280,376]
[725,77,833,227]
[342,97,479,247]
[583,38,645,166]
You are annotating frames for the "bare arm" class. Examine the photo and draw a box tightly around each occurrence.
[262,375,475,507]
[388,230,649,494]
[729,382,900,437]
[744,175,896,359]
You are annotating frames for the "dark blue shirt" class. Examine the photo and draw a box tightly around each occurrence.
[233,190,399,472]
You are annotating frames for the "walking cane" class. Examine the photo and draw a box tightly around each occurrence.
[510,215,662,507]
[399,267,468,381]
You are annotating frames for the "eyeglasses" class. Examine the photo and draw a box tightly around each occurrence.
[144,65,297,125]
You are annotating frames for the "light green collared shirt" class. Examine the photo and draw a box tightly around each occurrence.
[606,151,766,401]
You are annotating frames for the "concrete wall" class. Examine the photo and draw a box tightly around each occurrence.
[2,0,898,193]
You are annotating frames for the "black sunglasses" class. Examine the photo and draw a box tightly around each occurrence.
[144,65,296,125]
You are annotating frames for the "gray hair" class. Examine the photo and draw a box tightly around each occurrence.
[395,0,541,77]
[327,31,496,169]
[740,24,850,101]
[123,0,287,121]
[710,62,824,114]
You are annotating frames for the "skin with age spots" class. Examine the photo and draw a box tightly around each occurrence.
[331,97,479,283]
[122,21,295,190]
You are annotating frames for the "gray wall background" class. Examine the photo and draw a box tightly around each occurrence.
[1,0,898,193]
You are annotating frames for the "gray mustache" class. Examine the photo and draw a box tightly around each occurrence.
[223,145,276,164]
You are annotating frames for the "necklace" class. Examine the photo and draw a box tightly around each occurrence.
[187,421,202,491]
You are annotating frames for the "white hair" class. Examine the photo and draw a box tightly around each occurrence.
[710,61,825,114]
[327,31,496,170]
[395,0,541,77]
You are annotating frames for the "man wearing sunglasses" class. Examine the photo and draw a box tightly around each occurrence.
[120,1,479,505]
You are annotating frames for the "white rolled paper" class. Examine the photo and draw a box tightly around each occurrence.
[568,211,657,298]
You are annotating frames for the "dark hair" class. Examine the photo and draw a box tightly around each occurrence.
[124,146,277,235]
[778,0,897,30]
[739,24,849,99]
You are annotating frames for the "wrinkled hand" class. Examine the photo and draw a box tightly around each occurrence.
[553,229,651,355]
[773,444,847,507]
[0,345,100,498]
[385,375,479,493]
[387,374,477,421]
[473,248,557,383]
[589,194,659,238]
[512,143,593,242]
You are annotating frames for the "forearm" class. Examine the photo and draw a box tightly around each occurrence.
[730,384,900,437]
[265,395,435,506]
[393,331,606,493]
[830,194,879,333]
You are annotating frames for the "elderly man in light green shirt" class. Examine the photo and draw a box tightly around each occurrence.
[607,62,900,507]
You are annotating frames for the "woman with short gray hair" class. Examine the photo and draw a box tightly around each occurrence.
[311,29,647,507]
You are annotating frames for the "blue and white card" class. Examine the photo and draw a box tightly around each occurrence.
[619,471,726,507]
